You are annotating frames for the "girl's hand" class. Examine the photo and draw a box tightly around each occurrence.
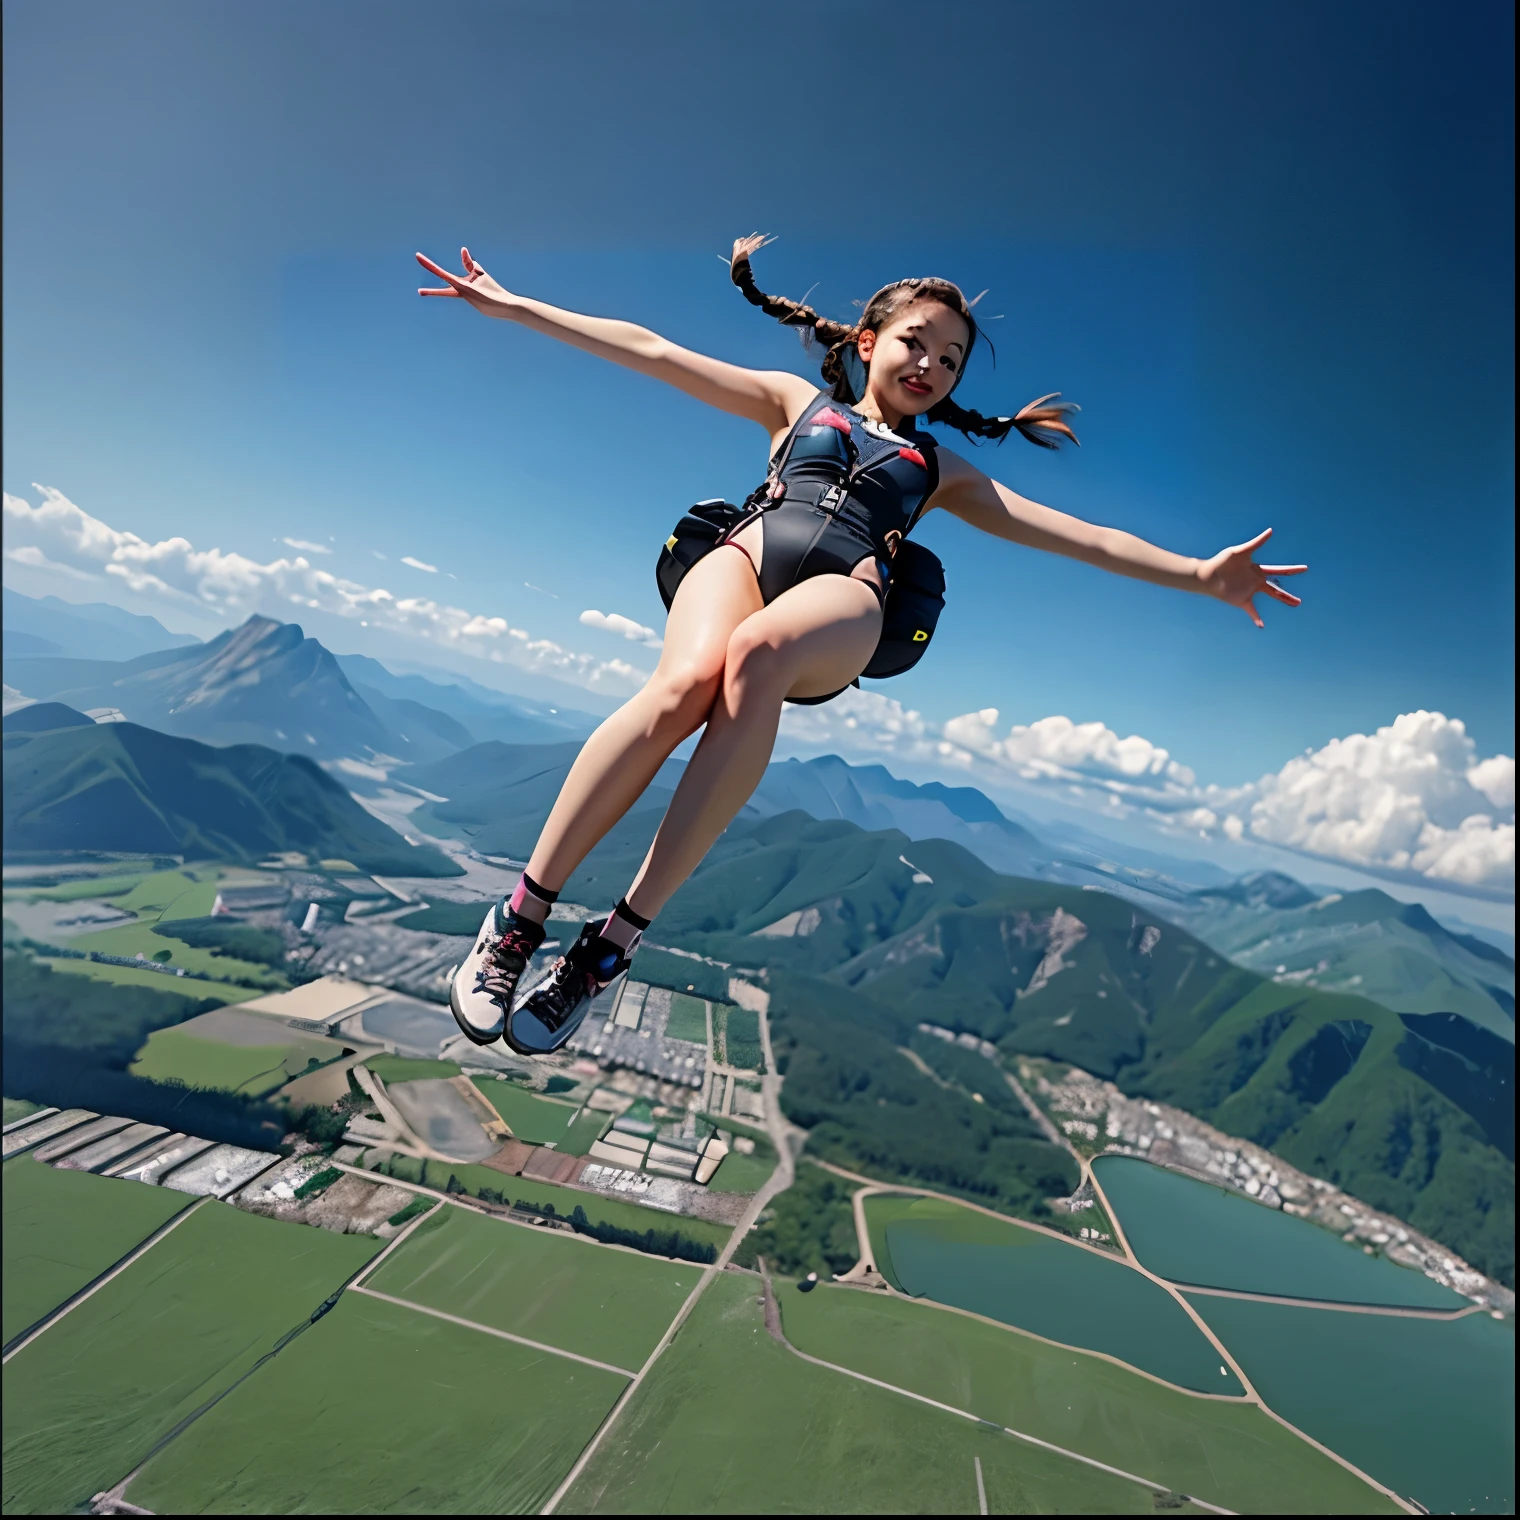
[1197,528,1307,629]
[416,247,515,317]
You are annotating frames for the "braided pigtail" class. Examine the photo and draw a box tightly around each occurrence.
[730,233,864,402]
[925,391,1082,449]
[728,234,1081,435]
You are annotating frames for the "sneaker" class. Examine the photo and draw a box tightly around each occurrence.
[448,901,546,1045]
[507,919,630,1055]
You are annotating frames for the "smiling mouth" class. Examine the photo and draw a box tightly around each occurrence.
[901,377,932,395]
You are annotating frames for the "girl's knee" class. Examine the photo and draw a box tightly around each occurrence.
[646,663,721,733]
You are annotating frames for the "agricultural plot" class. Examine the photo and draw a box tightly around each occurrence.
[560,1271,1183,1515]
[783,1281,1401,1515]
[15,868,158,903]
[368,1205,703,1370]
[707,1147,775,1194]
[130,1008,344,1097]
[470,1076,580,1143]
[664,992,709,1043]
[716,1003,763,1070]
[1,1202,377,1516]
[866,1194,1243,1394]
[35,953,265,1001]
[2,1156,190,1344]
[561,1110,612,1157]
[365,1054,462,1084]
[66,919,277,987]
[123,1290,626,1515]
[2,1099,42,1125]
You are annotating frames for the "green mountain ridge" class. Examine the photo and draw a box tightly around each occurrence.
[657,813,1514,1286]
[1178,872,1514,1041]
[2,714,461,877]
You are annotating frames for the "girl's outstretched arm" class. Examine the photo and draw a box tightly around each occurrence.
[930,449,1307,628]
[417,247,815,434]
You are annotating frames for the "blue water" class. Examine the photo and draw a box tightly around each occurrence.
[1094,1155,1464,1308]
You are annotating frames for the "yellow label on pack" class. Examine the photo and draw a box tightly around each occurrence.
[665,535,679,553]
[912,629,929,642]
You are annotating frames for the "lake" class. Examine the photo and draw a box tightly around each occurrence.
[1093,1155,1464,1308]
[866,1194,1244,1395]
[1188,1293,1514,1515]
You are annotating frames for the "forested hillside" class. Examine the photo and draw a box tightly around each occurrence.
[659,813,1515,1285]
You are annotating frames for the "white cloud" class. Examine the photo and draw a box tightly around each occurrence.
[781,693,1513,892]
[1238,712,1513,890]
[400,555,438,573]
[579,609,663,649]
[282,537,331,555]
[2,485,652,697]
[1469,754,1515,812]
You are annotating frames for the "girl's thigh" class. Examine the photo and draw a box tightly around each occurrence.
[734,572,883,702]
[660,542,765,678]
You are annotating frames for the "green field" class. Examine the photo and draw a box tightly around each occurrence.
[2,1098,42,1125]
[1,1202,378,1516]
[68,919,279,987]
[15,869,157,902]
[866,1194,1244,1394]
[716,1003,763,1070]
[707,1147,775,1193]
[560,1271,1193,1515]
[560,1109,611,1157]
[3,1157,191,1344]
[357,1157,733,1254]
[124,1290,626,1514]
[1187,1294,1515,1515]
[369,1205,702,1370]
[664,992,709,1043]
[37,954,266,1001]
[113,870,220,919]
[783,1281,1402,1515]
[131,1021,342,1097]
[365,1054,462,1084]
[471,1077,579,1143]
[393,900,483,935]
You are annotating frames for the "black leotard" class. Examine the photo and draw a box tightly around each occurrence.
[726,391,940,606]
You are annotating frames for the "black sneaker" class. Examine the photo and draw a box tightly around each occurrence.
[449,902,546,1045]
[507,919,629,1055]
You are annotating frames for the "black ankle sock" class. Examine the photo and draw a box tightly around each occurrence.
[598,898,649,955]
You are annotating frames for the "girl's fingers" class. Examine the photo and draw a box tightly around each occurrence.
[418,286,460,297]
[1265,582,1302,606]
[1240,527,1274,552]
[1244,597,1265,629]
[1258,563,1308,575]
[416,252,464,283]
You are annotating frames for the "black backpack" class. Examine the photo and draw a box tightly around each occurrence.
[655,500,945,705]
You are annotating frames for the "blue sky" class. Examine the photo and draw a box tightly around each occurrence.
[3,0,1513,898]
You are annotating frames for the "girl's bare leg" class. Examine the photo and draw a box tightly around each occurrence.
[624,572,883,918]
[523,546,762,892]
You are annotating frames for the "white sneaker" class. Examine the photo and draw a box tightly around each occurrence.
[448,902,546,1045]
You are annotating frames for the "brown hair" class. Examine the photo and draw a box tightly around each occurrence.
[730,237,1080,448]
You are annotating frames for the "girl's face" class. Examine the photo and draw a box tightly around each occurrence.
[858,300,971,419]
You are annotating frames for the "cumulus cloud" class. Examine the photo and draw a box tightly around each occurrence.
[400,555,438,573]
[1238,712,1513,890]
[2,485,652,696]
[579,609,663,649]
[282,537,330,554]
[781,693,1513,892]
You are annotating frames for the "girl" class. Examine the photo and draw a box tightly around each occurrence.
[416,236,1305,1056]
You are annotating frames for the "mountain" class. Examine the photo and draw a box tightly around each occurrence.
[2,615,438,764]
[335,652,601,746]
[1174,871,1515,1042]
[405,741,686,900]
[2,587,200,662]
[646,811,1514,1286]
[2,711,461,876]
